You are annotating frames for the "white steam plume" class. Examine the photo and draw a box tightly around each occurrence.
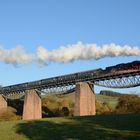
[0,42,140,66]
[37,42,140,63]
[0,46,33,66]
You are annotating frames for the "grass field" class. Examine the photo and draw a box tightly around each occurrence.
[0,113,140,140]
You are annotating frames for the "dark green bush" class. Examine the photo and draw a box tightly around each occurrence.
[61,107,70,116]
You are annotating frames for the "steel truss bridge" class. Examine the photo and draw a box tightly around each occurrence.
[0,62,140,98]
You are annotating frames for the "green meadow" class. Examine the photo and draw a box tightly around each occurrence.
[0,113,140,140]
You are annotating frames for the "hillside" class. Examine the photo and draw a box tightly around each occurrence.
[42,92,119,108]
[96,94,119,109]
[42,92,119,116]
[7,91,140,119]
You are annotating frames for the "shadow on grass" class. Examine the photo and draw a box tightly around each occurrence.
[15,114,140,140]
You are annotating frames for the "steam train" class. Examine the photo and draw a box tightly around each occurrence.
[2,61,140,93]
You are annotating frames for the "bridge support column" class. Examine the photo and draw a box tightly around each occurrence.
[74,82,96,116]
[0,95,7,110]
[23,90,42,120]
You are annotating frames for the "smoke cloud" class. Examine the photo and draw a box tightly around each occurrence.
[0,46,33,66]
[0,42,140,66]
[37,42,140,63]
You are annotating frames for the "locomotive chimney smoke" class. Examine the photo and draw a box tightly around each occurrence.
[37,42,140,63]
[0,46,33,66]
[0,42,140,66]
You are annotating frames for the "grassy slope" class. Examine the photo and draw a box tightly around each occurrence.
[96,94,119,109]
[0,114,140,140]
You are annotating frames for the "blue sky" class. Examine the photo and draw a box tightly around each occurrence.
[0,0,140,93]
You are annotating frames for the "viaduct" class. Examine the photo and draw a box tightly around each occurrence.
[0,61,140,120]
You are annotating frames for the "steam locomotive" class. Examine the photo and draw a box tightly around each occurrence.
[104,61,140,73]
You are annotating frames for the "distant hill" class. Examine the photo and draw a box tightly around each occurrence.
[99,90,122,97]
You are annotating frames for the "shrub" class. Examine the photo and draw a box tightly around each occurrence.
[42,95,74,117]
[0,107,20,121]
[61,107,70,116]
[96,101,112,115]
[116,94,140,113]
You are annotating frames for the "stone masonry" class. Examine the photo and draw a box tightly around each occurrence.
[0,95,7,110]
[74,82,96,116]
[23,90,42,120]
